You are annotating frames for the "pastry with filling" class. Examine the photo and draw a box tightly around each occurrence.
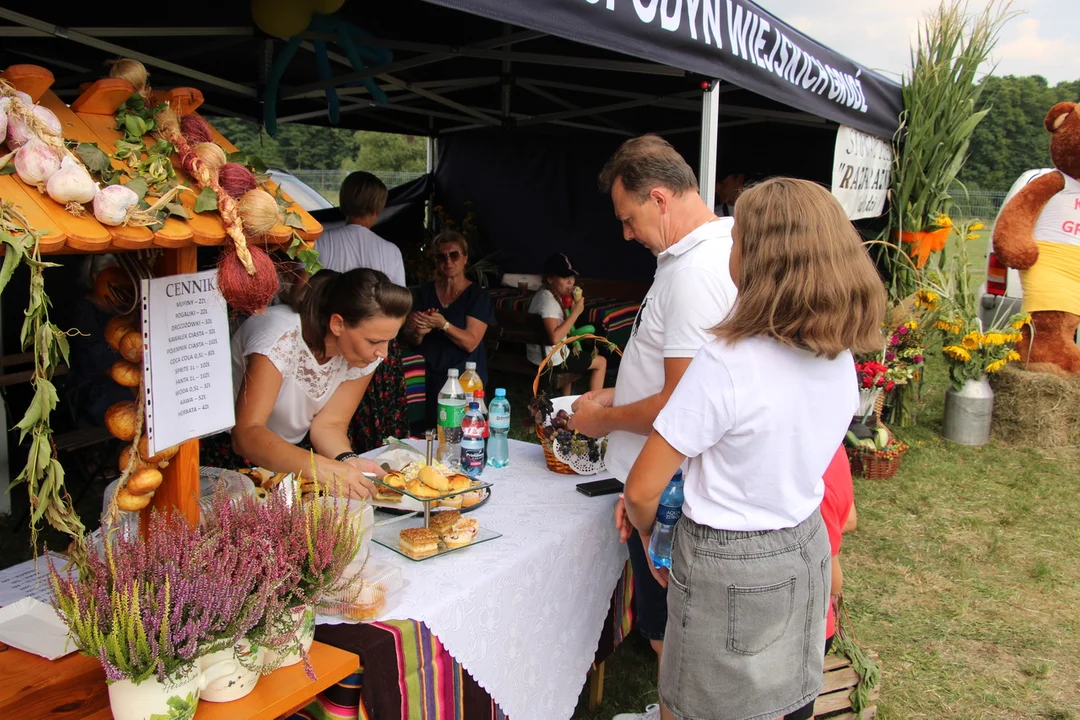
[447,473,472,492]
[406,479,441,499]
[418,465,450,493]
[383,470,406,489]
[460,490,485,508]
[443,517,479,548]
[429,510,461,536]
[399,527,439,558]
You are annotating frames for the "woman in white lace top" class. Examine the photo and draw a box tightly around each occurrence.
[229,268,413,499]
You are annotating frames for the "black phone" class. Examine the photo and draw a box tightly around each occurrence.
[576,478,624,497]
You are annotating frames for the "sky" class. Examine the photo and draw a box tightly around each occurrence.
[755,0,1079,85]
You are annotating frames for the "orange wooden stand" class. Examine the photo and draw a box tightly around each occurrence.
[0,63,338,717]
[0,640,358,720]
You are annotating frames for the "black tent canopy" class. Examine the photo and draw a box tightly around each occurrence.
[0,1,901,280]
[0,1,900,141]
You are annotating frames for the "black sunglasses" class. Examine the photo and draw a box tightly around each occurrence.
[435,250,463,263]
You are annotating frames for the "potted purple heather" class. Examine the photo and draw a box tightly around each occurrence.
[49,510,252,720]
[203,469,365,678]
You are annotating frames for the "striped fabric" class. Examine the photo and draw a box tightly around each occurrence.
[292,561,632,720]
[488,288,641,349]
[401,353,426,425]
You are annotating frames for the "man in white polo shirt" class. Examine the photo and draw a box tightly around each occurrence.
[569,134,737,720]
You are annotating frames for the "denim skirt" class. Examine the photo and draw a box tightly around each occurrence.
[659,510,831,720]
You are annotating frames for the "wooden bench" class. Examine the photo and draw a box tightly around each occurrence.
[587,651,879,716]
[487,308,583,392]
[812,652,880,719]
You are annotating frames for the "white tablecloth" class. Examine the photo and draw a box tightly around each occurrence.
[318,439,628,720]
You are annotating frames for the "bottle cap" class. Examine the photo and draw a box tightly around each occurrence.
[447,369,459,377]
[469,402,479,410]
[465,361,477,370]
[474,390,485,398]
[495,388,506,397]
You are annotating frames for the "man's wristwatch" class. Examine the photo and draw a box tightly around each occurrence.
[441,320,450,331]
[335,452,359,463]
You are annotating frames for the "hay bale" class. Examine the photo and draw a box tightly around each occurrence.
[990,366,1080,447]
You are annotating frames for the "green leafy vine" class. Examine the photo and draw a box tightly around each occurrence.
[0,201,87,564]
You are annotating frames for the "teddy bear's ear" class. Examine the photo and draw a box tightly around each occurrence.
[1045,102,1077,133]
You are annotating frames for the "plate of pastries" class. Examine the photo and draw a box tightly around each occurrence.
[373,461,490,514]
[397,510,481,559]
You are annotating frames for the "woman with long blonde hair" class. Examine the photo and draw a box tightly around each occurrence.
[623,177,886,720]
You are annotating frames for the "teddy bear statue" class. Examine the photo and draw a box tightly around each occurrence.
[991,102,1080,374]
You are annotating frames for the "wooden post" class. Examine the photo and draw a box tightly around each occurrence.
[588,661,605,711]
[144,247,201,528]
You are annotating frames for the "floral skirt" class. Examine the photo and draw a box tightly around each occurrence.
[200,340,410,469]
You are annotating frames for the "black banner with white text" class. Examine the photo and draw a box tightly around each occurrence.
[423,0,903,139]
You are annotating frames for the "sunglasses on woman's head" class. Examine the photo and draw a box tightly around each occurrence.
[435,251,462,263]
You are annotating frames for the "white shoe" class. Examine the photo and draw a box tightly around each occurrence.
[612,704,660,720]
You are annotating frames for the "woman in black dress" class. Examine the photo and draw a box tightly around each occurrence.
[402,231,496,428]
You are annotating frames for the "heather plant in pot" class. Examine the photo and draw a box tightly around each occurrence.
[48,510,255,720]
[203,466,365,679]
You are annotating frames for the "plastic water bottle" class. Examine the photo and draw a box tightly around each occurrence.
[460,361,483,404]
[648,470,685,570]
[460,402,486,477]
[487,388,511,468]
[437,369,467,468]
[473,389,489,440]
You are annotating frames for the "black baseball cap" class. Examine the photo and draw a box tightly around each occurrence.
[543,253,579,278]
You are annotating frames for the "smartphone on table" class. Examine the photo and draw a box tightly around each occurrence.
[576,477,624,497]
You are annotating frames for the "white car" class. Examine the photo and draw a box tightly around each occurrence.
[266,169,334,213]
[978,168,1055,330]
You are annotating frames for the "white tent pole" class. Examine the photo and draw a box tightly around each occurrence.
[699,81,720,207]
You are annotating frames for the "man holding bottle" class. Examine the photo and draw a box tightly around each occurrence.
[569,135,737,720]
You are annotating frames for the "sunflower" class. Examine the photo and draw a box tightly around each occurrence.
[1012,313,1032,330]
[1007,351,1021,362]
[943,345,971,362]
[966,233,980,241]
[982,333,1005,346]
[961,332,982,351]
[914,290,940,310]
[986,359,1008,373]
[904,320,919,331]
[935,213,953,228]
[970,222,985,231]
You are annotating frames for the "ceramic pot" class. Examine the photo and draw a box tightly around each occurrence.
[107,658,235,720]
[942,376,994,446]
[198,638,265,702]
[262,604,315,668]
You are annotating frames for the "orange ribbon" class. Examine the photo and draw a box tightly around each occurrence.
[898,227,950,269]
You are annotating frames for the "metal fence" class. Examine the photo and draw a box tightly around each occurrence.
[949,189,1008,221]
[286,169,426,206]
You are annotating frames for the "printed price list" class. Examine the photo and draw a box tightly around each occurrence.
[143,270,235,453]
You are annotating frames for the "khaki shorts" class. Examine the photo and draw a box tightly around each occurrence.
[660,510,831,720]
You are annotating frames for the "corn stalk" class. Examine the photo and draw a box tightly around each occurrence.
[0,201,87,566]
[879,0,1016,301]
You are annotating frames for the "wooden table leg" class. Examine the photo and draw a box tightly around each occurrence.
[588,661,605,711]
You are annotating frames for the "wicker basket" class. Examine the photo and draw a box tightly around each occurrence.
[533,333,622,474]
[847,442,908,480]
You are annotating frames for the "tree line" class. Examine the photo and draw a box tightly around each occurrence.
[961,74,1080,191]
[212,73,1078,194]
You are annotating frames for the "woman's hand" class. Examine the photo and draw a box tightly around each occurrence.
[407,311,433,336]
[425,310,449,331]
[344,455,385,479]
[317,457,378,500]
[570,293,585,319]
[614,494,633,543]
[638,533,669,588]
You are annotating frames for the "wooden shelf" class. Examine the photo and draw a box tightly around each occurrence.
[0,64,324,255]
[0,640,358,720]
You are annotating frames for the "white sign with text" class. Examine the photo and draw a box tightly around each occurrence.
[832,125,892,220]
[142,270,234,454]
